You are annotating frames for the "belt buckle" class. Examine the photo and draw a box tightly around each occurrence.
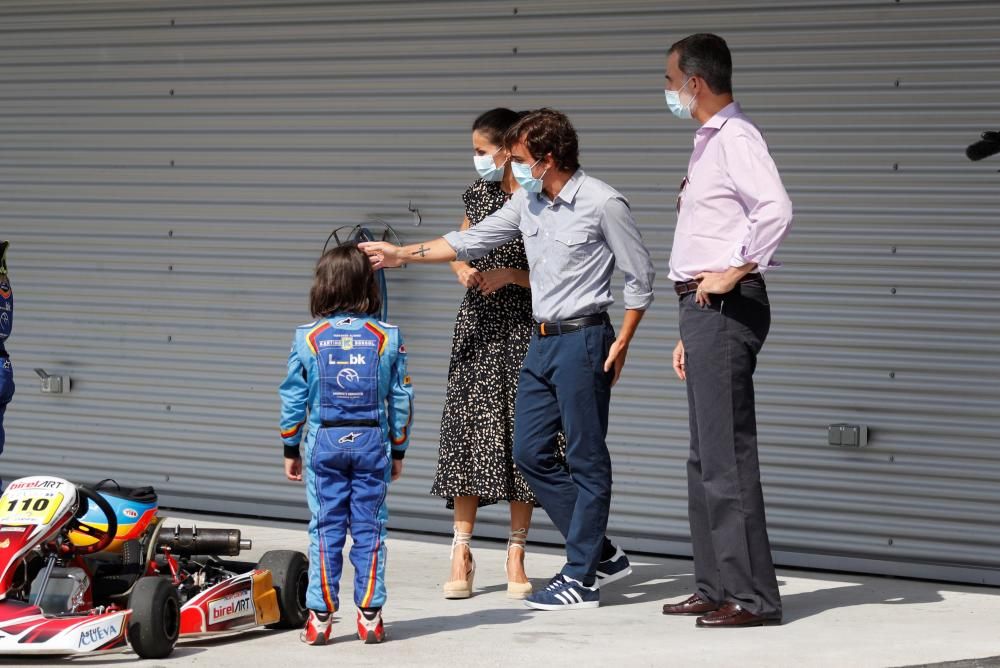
[540,322,547,337]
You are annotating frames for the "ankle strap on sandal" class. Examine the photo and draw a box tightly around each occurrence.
[451,526,472,551]
[507,528,528,550]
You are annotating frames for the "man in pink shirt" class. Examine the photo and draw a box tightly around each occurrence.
[659,33,792,628]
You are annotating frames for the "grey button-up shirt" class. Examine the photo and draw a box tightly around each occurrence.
[444,169,655,322]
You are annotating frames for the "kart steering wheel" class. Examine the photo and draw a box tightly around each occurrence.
[66,485,118,555]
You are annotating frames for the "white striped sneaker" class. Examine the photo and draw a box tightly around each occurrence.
[523,575,599,610]
[595,544,632,588]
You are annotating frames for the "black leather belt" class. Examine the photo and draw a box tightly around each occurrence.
[674,274,763,297]
[535,313,609,337]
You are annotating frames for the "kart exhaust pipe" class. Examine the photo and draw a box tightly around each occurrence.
[157,526,251,557]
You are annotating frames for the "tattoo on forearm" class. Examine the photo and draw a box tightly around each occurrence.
[411,244,429,258]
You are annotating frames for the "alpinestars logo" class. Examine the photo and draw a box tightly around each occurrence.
[338,432,363,444]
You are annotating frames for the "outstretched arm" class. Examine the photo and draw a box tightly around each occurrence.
[360,194,524,270]
[359,238,457,269]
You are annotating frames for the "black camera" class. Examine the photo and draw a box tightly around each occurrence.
[966,131,1000,161]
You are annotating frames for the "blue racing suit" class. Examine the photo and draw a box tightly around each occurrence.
[0,268,13,467]
[279,313,412,613]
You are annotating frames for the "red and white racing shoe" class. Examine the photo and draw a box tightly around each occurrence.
[356,609,385,644]
[300,610,333,646]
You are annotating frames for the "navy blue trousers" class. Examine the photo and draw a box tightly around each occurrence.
[513,321,615,586]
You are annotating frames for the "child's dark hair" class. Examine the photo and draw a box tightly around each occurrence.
[309,245,382,318]
[472,107,527,146]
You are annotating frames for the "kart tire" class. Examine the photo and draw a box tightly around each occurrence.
[258,550,309,629]
[127,576,179,659]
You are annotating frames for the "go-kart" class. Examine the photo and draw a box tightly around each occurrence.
[0,476,308,658]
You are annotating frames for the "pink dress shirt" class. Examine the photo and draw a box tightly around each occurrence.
[668,102,793,283]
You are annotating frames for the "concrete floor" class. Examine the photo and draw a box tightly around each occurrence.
[36,512,1000,668]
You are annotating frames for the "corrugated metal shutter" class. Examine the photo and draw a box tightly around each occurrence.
[1,0,998,584]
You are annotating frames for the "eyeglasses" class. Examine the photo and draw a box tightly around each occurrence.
[676,176,689,214]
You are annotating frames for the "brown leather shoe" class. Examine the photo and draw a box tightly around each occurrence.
[662,593,719,616]
[696,602,781,627]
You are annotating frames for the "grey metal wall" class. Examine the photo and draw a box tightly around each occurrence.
[1,0,998,584]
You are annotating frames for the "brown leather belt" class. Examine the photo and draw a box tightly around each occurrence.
[674,273,763,297]
[535,313,609,337]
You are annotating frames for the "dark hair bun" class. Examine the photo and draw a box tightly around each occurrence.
[472,108,522,145]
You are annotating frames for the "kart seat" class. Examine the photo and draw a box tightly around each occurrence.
[89,539,145,605]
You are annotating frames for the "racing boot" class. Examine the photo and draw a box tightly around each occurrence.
[356,608,386,644]
[301,610,333,645]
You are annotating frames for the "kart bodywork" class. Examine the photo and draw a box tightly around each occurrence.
[0,476,307,658]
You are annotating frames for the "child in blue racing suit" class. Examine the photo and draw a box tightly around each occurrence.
[0,241,14,487]
[279,245,413,646]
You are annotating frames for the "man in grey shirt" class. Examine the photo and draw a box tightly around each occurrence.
[361,108,654,610]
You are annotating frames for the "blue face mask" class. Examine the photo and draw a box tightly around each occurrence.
[664,77,695,120]
[473,148,506,181]
[511,158,547,193]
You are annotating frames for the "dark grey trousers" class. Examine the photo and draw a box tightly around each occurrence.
[679,278,781,617]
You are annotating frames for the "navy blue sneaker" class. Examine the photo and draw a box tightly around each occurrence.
[524,575,599,610]
[595,544,632,587]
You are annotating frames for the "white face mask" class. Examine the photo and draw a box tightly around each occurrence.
[511,158,547,193]
[473,147,506,181]
[664,77,696,120]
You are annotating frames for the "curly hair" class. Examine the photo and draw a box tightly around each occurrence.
[504,108,581,173]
